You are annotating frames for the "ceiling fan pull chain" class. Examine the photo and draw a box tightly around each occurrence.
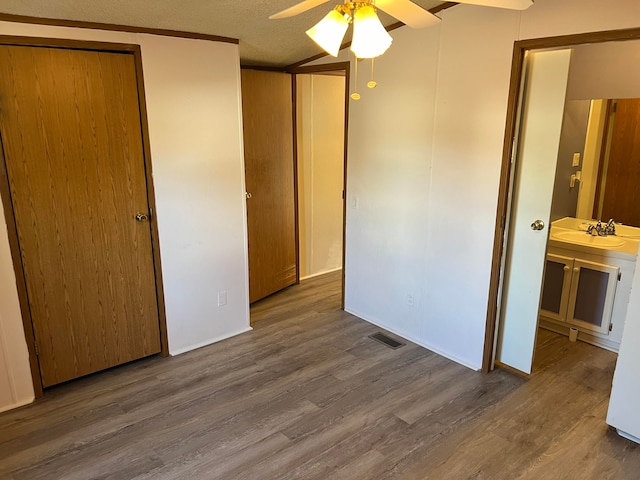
[368,58,377,89]
[351,52,361,100]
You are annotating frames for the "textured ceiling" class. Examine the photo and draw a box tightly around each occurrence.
[0,0,449,67]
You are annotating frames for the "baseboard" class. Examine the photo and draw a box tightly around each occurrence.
[344,307,482,371]
[300,267,342,281]
[538,318,620,353]
[169,326,253,356]
[617,429,640,445]
[494,361,531,379]
[0,395,34,414]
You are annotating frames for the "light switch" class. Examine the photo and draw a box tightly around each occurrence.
[218,291,227,307]
[572,153,581,167]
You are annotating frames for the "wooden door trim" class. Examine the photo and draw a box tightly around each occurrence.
[290,62,351,309]
[0,137,43,398]
[0,37,169,395]
[0,34,142,52]
[291,73,301,286]
[131,46,170,357]
[483,27,640,373]
[592,99,614,220]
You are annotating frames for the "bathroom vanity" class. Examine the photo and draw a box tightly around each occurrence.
[538,217,640,352]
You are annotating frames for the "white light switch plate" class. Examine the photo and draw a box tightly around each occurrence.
[218,291,227,307]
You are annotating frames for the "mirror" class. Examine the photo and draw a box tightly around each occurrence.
[549,39,640,228]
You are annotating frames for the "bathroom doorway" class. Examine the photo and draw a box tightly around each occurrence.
[537,93,640,355]
[485,28,640,375]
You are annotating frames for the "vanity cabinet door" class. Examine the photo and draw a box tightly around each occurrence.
[540,254,574,322]
[567,259,619,335]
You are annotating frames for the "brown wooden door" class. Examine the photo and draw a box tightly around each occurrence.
[241,70,297,303]
[600,98,640,226]
[0,45,161,387]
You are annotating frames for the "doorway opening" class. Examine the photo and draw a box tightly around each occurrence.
[485,28,640,376]
[247,62,350,323]
[538,95,640,354]
[295,67,348,293]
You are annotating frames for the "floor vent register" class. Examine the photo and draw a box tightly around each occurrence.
[369,332,406,349]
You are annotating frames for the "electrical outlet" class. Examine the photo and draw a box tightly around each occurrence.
[217,291,227,307]
[350,195,358,210]
[407,293,414,306]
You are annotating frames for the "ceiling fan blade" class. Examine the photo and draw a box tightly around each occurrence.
[375,0,441,28]
[269,0,331,19]
[454,0,534,10]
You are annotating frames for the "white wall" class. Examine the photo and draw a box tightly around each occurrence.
[309,0,640,370]
[297,74,345,279]
[339,24,441,357]
[0,22,250,411]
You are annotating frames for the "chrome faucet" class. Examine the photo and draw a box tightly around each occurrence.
[605,218,616,236]
[587,221,604,236]
[586,219,616,236]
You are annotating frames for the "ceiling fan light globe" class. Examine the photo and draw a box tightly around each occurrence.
[350,5,392,59]
[305,9,349,57]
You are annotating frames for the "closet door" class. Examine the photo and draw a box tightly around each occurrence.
[241,69,297,304]
[0,45,161,387]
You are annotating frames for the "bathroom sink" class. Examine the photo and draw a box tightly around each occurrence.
[553,230,626,247]
[615,224,640,239]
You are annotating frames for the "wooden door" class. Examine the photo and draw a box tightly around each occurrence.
[0,45,161,387]
[600,98,640,226]
[241,70,297,303]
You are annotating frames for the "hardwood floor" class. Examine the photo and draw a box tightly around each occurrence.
[1,270,638,479]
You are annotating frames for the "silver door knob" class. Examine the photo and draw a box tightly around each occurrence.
[245,192,252,199]
[531,219,545,231]
[135,213,149,222]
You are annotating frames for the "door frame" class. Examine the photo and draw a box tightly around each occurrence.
[483,27,640,373]
[0,36,169,396]
[289,62,350,308]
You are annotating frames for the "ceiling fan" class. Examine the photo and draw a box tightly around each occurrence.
[270,0,534,58]
[271,0,534,27]
[271,0,533,100]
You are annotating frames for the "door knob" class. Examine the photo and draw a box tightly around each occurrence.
[245,192,252,199]
[531,219,545,231]
[135,212,149,222]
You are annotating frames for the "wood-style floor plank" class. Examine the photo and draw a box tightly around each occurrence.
[0,271,638,479]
